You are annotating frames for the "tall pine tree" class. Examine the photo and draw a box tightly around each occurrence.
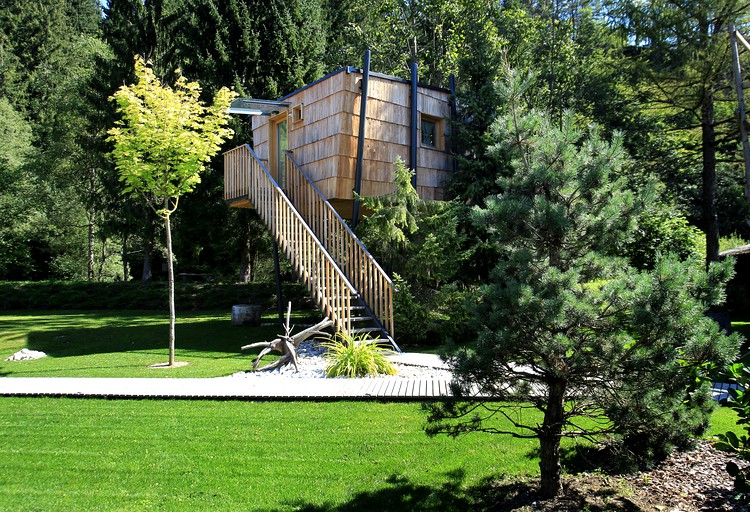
[426,68,740,498]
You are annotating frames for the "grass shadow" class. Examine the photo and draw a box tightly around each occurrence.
[0,310,333,376]
[23,318,281,358]
[283,470,471,512]
[279,469,643,512]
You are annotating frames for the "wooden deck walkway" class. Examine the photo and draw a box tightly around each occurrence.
[0,375,733,402]
[0,376,456,401]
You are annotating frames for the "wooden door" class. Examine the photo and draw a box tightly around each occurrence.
[270,114,288,188]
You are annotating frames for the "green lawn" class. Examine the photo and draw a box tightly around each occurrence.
[0,310,296,378]
[0,311,743,510]
[0,398,540,511]
[0,397,737,512]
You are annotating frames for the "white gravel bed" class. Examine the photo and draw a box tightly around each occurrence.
[227,340,453,380]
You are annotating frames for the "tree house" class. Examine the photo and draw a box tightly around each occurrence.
[224,63,454,348]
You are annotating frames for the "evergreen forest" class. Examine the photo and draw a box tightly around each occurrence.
[4,0,750,501]
[1,0,749,308]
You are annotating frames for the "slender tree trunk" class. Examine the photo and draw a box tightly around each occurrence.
[142,244,153,281]
[239,248,256,283]
[121,235,129,281]
[239,232,253,284]
[702,92,720,265]
[165,214,176,366]
[97,237,107,280]
[87,209,95,281]
[539,379,566,498]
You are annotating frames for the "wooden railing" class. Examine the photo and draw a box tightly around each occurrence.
[224,146,249,201]
[224,144,354,334]
[284,151,394,338]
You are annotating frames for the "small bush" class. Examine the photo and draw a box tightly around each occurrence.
[715,362,750,503]
[393,274,478,346]
[720,233,750,253]
[0,280,312,311]
[322,331,397,378]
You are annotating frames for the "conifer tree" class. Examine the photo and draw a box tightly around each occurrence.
[426,68,741,498]
[616,0,750,263]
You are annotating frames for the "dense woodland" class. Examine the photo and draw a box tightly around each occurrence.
[1,0,749,289]
[4,1,750,498]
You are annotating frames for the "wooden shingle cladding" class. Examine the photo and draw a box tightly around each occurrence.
[251,67,452,215]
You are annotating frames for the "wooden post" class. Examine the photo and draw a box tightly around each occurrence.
[352,50,370,229]
[449,74,458,174]
[730,25,750,203]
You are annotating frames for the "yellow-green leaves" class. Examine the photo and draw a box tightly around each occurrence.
[107,56,237,218]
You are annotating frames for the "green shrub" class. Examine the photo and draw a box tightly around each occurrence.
[720,233,750,253]
[322,331,397,378]
[715,362,750,503]
[0,280,312,311]
[626,204,704,270]
[392,274,478,346]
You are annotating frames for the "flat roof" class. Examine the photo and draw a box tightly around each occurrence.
[228,98,291,116]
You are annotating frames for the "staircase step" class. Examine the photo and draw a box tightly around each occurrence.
[369,339,393,345]
[352,327,382,334]
[350,316,375,322]
[328,306,367,313]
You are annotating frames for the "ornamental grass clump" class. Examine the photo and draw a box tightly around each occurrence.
[322,332,397,378]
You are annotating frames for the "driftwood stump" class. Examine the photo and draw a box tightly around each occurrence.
[241,302,332,372]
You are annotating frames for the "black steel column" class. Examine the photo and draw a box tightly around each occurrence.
[449,73,458,173]
[272,241,284,325]
[351,50,370,229]
[410,62,418,188]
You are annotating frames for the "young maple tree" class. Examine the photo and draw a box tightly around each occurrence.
[108,56,236,366]
[426,67,741,498]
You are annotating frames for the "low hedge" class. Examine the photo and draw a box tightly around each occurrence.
[0,281,313,311]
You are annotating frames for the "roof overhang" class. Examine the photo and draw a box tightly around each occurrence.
[227,98,291,116]
[720,243,750,257]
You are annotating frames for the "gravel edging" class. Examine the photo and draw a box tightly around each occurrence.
[229,340,452,380]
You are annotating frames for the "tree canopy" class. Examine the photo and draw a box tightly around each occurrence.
[2,0,749,282]
[108,55,235,365]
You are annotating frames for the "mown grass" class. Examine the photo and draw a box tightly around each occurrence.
[0,311,743,510]
[0,398,541,511]
[0,310,323,378]
[0,397,737,512]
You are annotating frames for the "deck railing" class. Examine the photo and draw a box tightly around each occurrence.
[224,144,354,334]
[284,151,394,338]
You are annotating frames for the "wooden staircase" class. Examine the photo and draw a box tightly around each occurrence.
[224,144,398,351]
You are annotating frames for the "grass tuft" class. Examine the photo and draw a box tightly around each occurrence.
[322,331,397,378]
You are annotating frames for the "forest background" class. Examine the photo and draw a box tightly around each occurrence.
[2,0,750,341]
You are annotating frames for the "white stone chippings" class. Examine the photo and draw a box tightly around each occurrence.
[228,340,453,380]
[5,349,48,361]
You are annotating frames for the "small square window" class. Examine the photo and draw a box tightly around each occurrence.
[292,104,304,123]
[420,114,443,149]
[421,118,436,147]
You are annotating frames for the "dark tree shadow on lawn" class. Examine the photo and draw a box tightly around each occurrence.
[279,469,644,512]
[23,318,281,358]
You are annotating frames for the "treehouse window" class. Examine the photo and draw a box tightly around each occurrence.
[292,104,304,123]
[420,114,442,149]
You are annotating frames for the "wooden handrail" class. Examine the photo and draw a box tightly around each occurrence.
[284,151,394,338]
[224,145,355,334]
